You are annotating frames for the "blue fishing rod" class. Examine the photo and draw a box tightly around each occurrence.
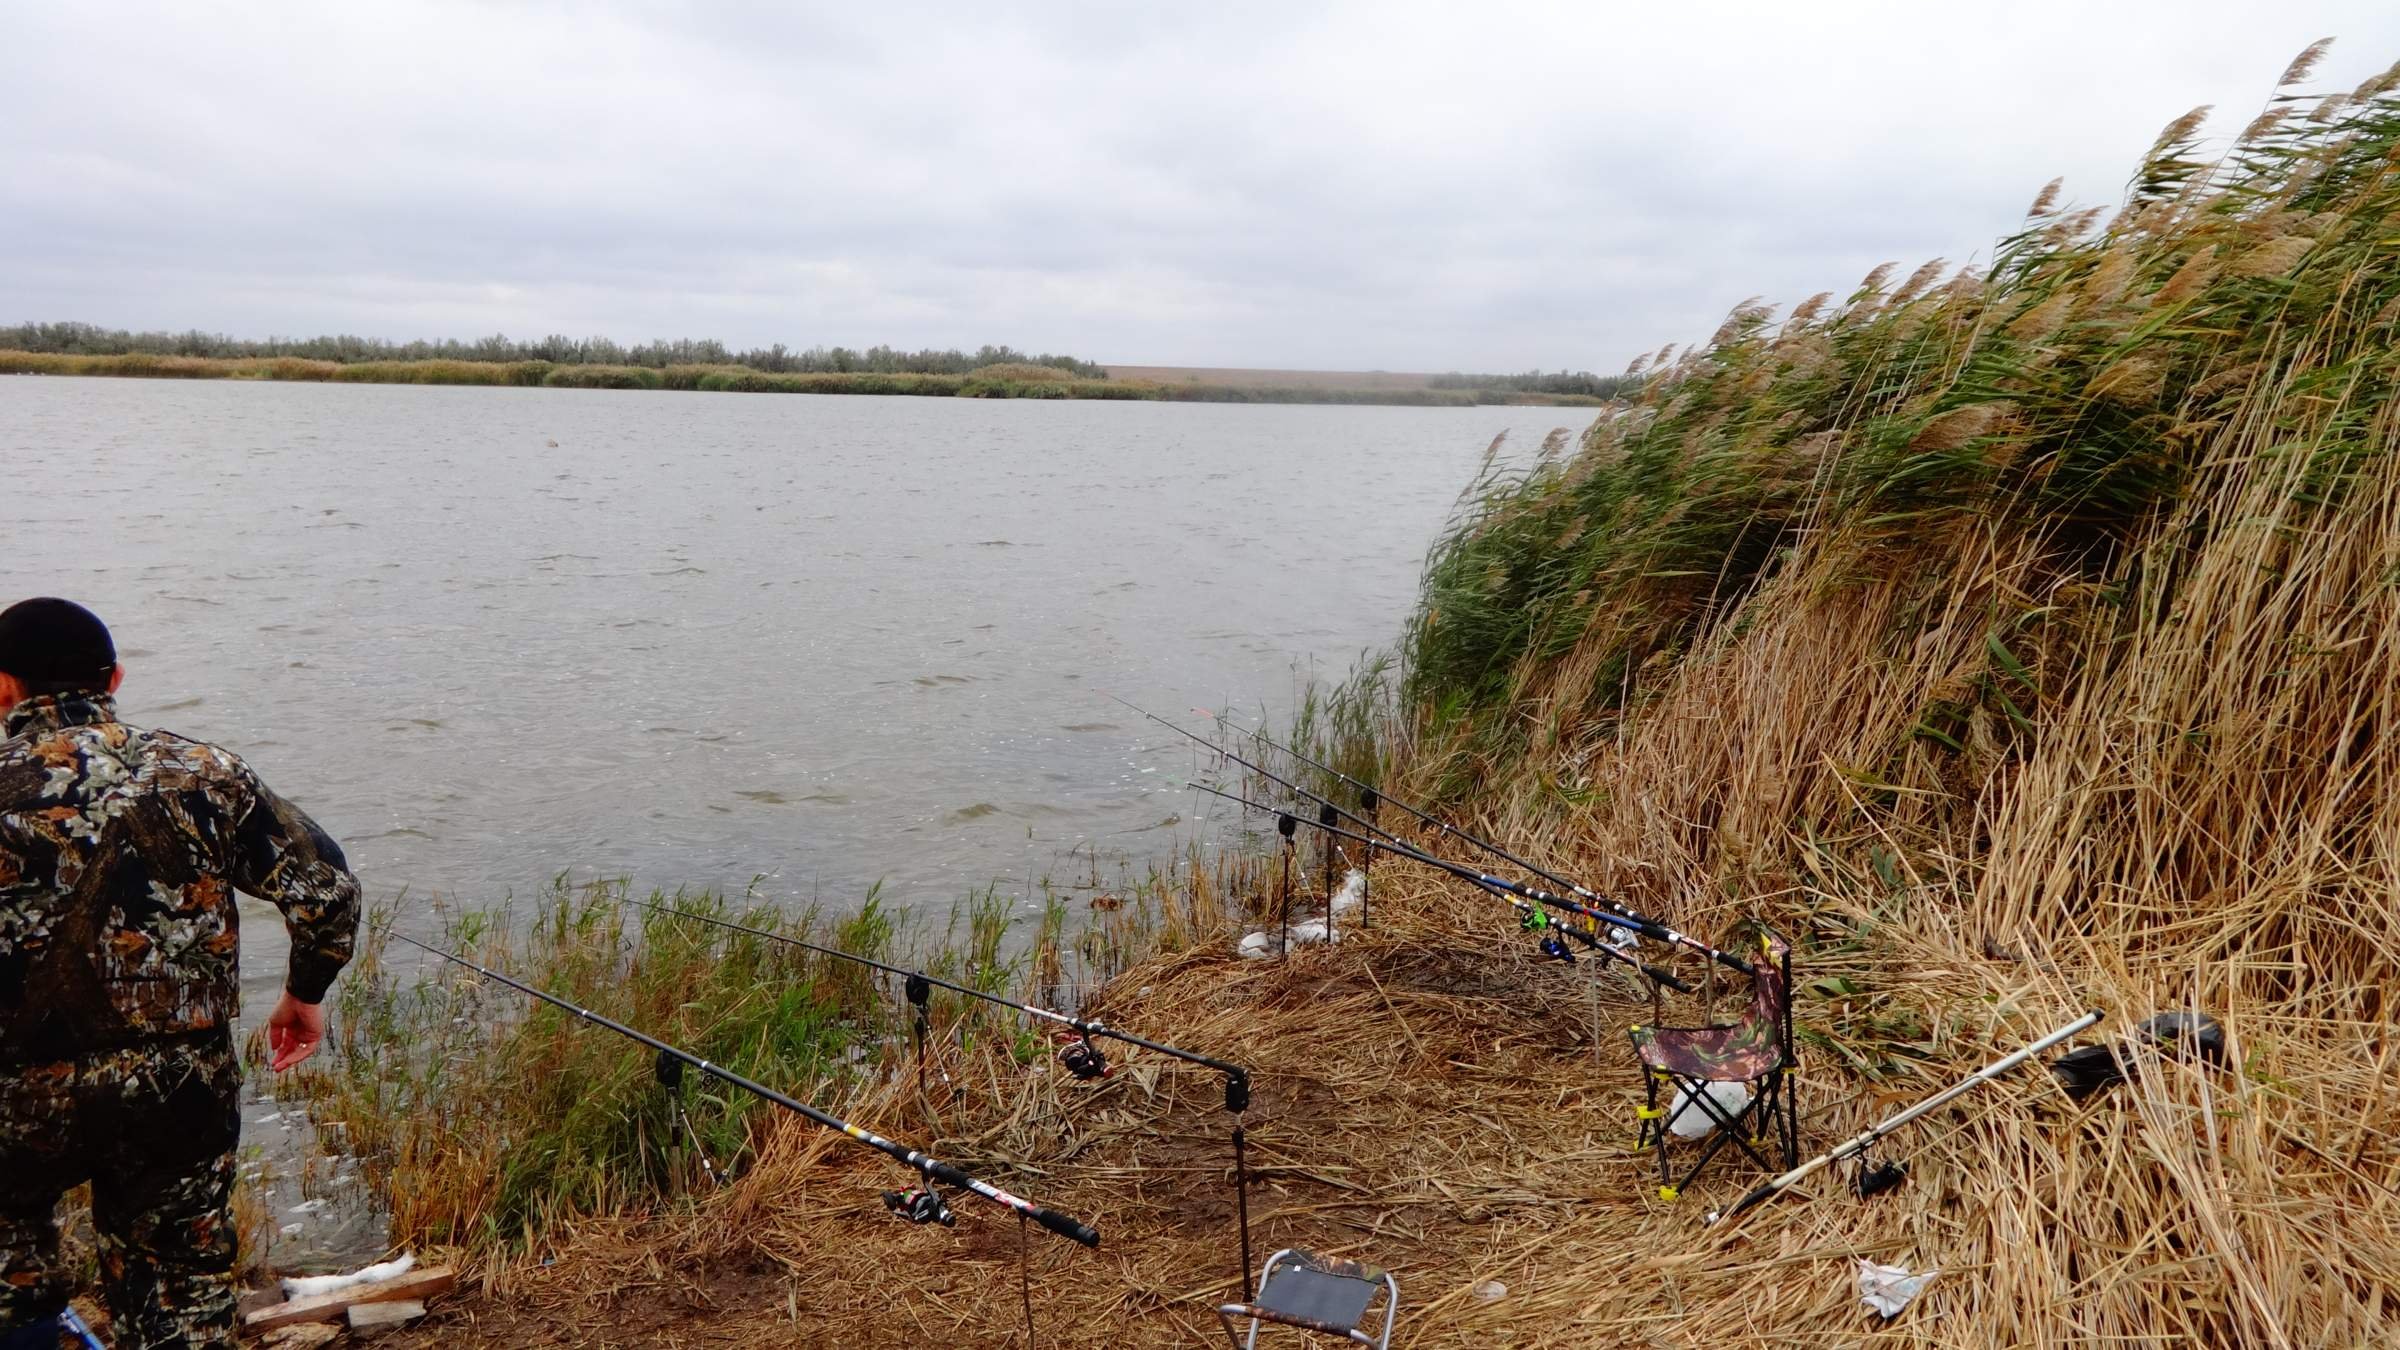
[1116,695,1752,978]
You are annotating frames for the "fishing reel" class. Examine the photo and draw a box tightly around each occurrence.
[1853,1153,1909,1200]
[882,1183,956,1227]
[1058,1033,1110,1081]
[1537,934,1576,964]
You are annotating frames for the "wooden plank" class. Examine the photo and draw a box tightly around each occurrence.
[347,1299,427,1333]
[242,1267,457,1333]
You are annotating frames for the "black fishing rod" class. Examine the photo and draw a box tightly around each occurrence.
[1158,716,1701,982]
[1249,724,1601,905]
[388,931,1101,1249]
[1117,695,1751,978]
[622,897,1251,1094]
[617,897,1260,1299]
[1121,697,1642,937]
[1187,780,1694,994]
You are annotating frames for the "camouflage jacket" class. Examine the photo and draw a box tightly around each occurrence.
[0,692,360,1062]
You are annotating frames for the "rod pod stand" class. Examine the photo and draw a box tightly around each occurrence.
[615,898,1251,1265]
[1357,786,1377,927]
[1316,802,1340,940]
[1276,812,1297,956]
[905,971,933,1102]
[1192,780,1695,993]
[1226,1067,1254,1300]
[1235,718,1749,970]
[652,1048,722,1187]
[1114,694,1749,974]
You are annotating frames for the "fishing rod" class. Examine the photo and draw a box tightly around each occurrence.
[1187,779,1694,994]
[1705,1009,2105,1225]
[1180,768,1689,989]
[388,931,1102,1249]
[1129,700,1648,940]
[1243,721,1752,976]
[621,897,1251,1095]
[1245,722,1625,917]
[617,897,1260,1299]
[1114,695,1750,978]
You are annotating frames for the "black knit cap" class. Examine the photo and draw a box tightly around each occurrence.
[0,598,118,692]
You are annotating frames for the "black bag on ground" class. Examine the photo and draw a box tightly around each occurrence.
[2053,1011,2224,1102]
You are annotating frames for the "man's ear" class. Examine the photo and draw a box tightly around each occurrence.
[107,665,125,695]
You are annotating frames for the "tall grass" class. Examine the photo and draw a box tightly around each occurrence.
[297,882,876,1248]
[1407,55,2400,761]
[1320,45,2400,1343]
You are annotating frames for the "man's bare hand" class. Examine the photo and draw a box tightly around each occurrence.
[267,992,326,1072]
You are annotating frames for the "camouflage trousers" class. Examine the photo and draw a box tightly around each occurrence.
[0,1033,240,1350]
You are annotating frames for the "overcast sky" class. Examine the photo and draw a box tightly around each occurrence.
[7,3,2400,372]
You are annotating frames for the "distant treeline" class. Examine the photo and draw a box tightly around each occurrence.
[0,321,1109,379]
[0,349,1607,407]
[1427,369,1643,398]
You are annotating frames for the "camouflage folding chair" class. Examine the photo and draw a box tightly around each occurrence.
[1216,1248,1398,1349]
[1627,922,1799,1200]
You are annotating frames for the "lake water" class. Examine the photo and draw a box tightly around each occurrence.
[2,375,1581,1263]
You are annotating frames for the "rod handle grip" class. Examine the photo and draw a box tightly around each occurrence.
[1642,963,1695,994]
[1707,1183,1775,1226]
[1707,948,1756,976]
[1033,1206,1102,1248]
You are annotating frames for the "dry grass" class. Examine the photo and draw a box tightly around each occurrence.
[367,829,2391,1348]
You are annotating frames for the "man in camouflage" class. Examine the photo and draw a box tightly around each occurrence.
[0,598,361,1350]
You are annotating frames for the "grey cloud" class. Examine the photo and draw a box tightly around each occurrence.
[7,2,2400,368]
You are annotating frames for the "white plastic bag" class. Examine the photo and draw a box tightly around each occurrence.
[1665,1080,1752,1139]
[1856,1260,1936,1318]
[281,1252,415,1300]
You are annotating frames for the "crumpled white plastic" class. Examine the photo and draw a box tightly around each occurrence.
[1665,1079,1753,1139]
[1235,870,1367,958]
[1855,1259,1936,1318]
[282,1252,416,1300]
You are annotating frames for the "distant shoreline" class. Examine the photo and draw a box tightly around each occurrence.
[0,350,1607,409]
